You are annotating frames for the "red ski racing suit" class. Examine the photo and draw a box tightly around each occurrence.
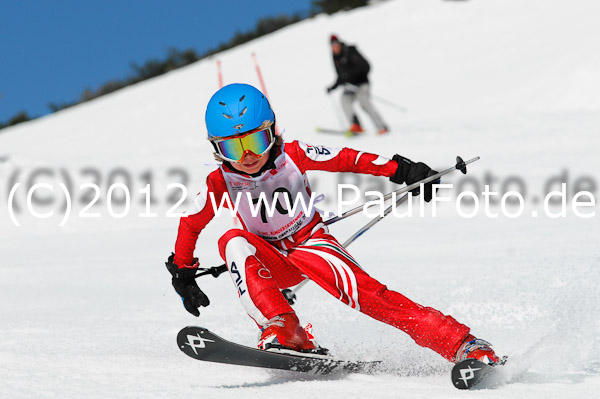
[173,140,470,361]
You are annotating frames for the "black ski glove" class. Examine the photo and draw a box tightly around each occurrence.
[165,253,210,317]
[326,77,342,94]
[390,154,439,202]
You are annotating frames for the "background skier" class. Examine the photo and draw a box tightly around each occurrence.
[326,34,389,135]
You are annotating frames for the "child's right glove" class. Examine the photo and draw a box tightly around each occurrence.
[390,154,439,202]
[165,253,210,317]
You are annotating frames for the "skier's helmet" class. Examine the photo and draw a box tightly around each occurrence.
[205,83,275,139]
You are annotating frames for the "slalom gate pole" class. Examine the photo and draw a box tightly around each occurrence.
[216,59,224,88]
[252,52,279,135]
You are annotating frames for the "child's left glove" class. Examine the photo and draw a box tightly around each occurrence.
[165,253,210,317]
[390,154,439,202]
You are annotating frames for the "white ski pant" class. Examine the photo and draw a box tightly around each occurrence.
[341,83,387,130]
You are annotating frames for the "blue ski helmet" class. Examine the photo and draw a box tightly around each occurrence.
[205,83,275,139]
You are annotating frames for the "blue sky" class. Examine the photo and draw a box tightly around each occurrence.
[0,0,313,122]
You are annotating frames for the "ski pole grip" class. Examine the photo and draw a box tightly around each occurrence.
[211,264,228,277]
[456,156,467,174]
[193,264,228,279]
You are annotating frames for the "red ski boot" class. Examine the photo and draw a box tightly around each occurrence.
[258,313,321,353]
[454,334,502,365]
[349,123,364,134]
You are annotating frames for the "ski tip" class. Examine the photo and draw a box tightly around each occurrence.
[177,326,212,345]
[452,359,488,389]
[451,358,507,390]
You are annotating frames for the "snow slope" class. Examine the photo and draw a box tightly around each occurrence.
[1,0,599,398]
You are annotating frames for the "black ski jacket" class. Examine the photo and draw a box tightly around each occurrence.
[331,44,370,89]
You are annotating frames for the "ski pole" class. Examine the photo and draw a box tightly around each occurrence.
[194,264,228,279]
[281,156,477,304]
[197,156,478,298]
[346,83,406,113]
[325,156,477,226]
[328,92,346,130]
[341,192,409,249]
[281,192,409,304]
[193,192,404,285]
[191,192,403,283]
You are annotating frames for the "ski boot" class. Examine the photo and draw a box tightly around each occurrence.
[454,334,504,365]
[258,313,329,355]
[348,123,364,135]
[377,125,389,135]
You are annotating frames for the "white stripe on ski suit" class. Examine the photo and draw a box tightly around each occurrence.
[294,246,360,310]
[303,238,362,269]
[224,236,270,326]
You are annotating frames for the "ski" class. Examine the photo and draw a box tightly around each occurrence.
[451,358,507,389]
[177,326,380,375]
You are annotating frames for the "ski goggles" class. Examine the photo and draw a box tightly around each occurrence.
[210,125,276,163]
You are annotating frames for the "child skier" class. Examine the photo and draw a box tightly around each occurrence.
[166,83,501,365]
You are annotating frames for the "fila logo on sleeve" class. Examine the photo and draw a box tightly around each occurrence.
[298,141,341,162]
[307,146,330,155]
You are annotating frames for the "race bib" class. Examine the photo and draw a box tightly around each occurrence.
[221,151,316,241]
